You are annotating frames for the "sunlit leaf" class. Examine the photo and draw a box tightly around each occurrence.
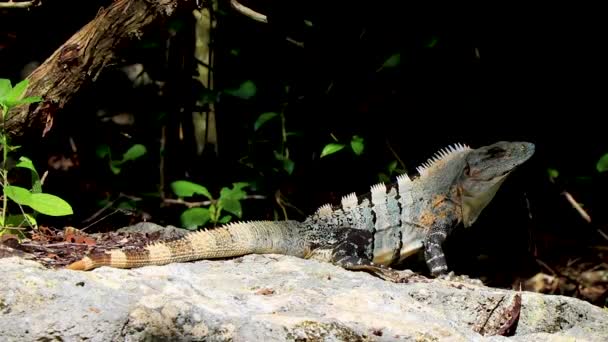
[219,185,247,201]
[254,112,278,131]
[110,161,122,175]
[218,215,232,224]
[0,78,12,98]
[547,168,559,179]
[225,80,256,99]
[219,198,242,218]
[16,156,41,193]
[122,144,147,161]
[4,185,32,206]
[6,79,29,102]
[320,143,345,158]
[597,154,608,172]
[282,158,295,175]
[180,208,210,229]
[5,214,37,227]
[381,53,401,69]
[350,135,364,155]
[27,193,73,216]
[15,156,36,173]
[171,180,212,199]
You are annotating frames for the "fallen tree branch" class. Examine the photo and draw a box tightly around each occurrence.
[229,0,267,23]
[0,0,41,9]
[5,0,196,138]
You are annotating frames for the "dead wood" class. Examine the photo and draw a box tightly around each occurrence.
[4,0,196,138]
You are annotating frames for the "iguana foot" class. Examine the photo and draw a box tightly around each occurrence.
[437,271,484,286]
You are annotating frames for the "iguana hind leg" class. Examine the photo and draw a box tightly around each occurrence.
[309,228,427,283]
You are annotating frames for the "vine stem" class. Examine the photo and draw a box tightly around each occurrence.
[1,105,7,228]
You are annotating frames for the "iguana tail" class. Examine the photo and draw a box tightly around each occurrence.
[66,220,308,271]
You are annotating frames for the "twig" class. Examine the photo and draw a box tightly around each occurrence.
[562,191,592,223]
[81,197,117,224]
[228,0,304,48]
[81,209,121,231]
[163,194,267,208]
[20,242,92,248]
[163,198,213,208]
[596,228,608,241]
[229,0,267,23]
[0,0,41,8]
[536,258,557,276]
[159,125,166,200]
[385,139,408,172]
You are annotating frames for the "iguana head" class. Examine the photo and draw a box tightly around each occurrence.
[459,141,535,227]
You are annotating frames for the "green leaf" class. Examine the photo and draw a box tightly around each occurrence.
[225,80,257,99]
[547,168,559,179]
[350,135,364,155]
[110,161,122,175]
[9,96,42,106]
[5,214,37,227]
[4,185,32,206]
[171,180,212,199]
[217,182,249,218]
[180,208,210,229]
[282,158,295,175]
[219,188,242,202]
[96,144,111,159]
[24,213,37,226]
[117,201,136,210]
[122,144,147,162]
[219,198,242,218]
[377,173,390,184]
[381,53,401,69]
[15,156,37,173]
[387,160,398,174]
[426,36,439,48]
[27,193,73,216]
[218,215,232,224]
[254,112,278,131]
[231,182,249,192]
[16,156,41,193]
[597,154,608,172]
[320,143,346,158]
[6,79,29,102]
[209,204,218,222]
[0,78,12,98]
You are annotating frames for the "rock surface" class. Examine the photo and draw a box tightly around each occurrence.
[1,254,607,341]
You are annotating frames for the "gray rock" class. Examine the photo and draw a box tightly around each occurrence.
[116,221,189,240]
[0,255,606,341]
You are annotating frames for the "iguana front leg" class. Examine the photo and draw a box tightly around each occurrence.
[424,201,483,285]
[309,228,427,283]
[424,225,450,276]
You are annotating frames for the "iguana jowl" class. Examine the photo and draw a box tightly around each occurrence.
[67,141,535,281]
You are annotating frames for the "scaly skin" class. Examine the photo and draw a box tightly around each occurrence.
[67,141,535,282]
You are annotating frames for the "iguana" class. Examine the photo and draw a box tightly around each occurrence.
[67,141,534,282]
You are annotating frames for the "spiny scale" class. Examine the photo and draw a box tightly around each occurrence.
[416,143,471,176]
